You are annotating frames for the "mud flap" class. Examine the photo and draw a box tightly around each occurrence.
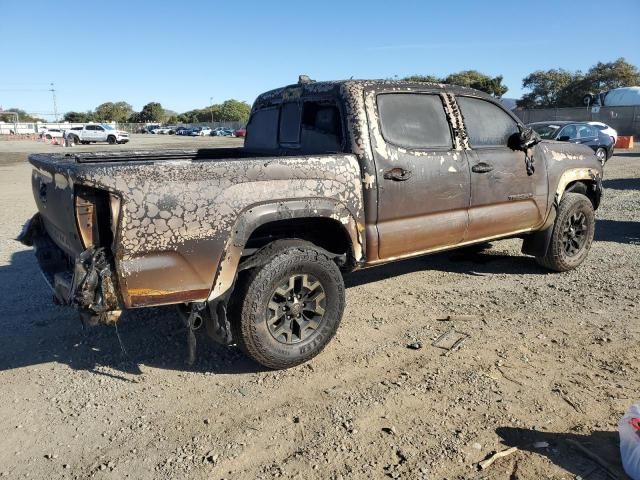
[521,206,556,258]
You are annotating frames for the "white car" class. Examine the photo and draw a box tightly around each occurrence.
[152,126,176,135]
[41,128,63,140]
[588,122,617,144]
[189,127,212,136]
[66,124,129,145]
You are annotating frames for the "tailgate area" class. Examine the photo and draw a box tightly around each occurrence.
[31,167,85,257]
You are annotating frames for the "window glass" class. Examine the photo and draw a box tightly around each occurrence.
[86,125,95,130]
[377,93,452,149]
[299,102,343,153]
[457,96,518,147]
[576,125,594,139]
[244,107,279,150]
[559,124,577,139]
[279,102,302,144]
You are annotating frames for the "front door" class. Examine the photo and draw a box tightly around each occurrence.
[368,90,470,260]
[94,125,107,141]
[455,96,548,240]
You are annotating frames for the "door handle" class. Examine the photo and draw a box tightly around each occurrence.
[471,162,493,174]
[383,167,412,181]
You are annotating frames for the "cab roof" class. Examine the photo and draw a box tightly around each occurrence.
[253,79,494,109]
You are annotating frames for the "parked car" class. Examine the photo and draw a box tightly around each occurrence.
[588,121,618,145]
[151,126,175,135]
[21,79,604,370]
[66,124,130,145]
[189,127,212,136]
[142,125,160,134]
[41,128,63,140]
[175,126,190,135]
[528,121,614,165]
[211,127,234,137]
[233,127,246,138]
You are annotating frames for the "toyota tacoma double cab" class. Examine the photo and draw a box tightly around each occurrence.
[67,124,129,145]
[19,78,603,369]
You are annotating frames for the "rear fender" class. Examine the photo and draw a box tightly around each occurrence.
[207,198,364,301]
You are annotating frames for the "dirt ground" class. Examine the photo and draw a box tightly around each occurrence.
[0,136,638,480]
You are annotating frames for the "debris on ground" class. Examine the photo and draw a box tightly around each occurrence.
[478,446,518,470]
[432,329,470,356]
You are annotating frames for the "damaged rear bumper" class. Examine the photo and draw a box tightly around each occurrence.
[18,213,122,323]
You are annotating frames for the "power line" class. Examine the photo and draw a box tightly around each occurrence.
[0,88,50,92]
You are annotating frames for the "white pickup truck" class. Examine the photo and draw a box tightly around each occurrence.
[66,124,129,145]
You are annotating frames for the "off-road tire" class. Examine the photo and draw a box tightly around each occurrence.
[45,134,52,140]
[536,192,595,272]
[71,135,79,145]
[107,135,116,145]
[231,245,345,369]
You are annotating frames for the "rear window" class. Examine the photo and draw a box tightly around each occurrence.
[245,107,279,150]
[457,96,518,147]
[279,102,302,144]
[377,93,452,149]
[246,101,344,153]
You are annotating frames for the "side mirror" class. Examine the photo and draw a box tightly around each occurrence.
[509,127,541,151]
[558,135,570,142]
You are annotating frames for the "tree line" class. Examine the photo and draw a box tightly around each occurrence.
[404,57,640,108]
[61,99,251,124]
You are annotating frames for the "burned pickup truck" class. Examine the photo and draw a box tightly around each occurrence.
[20,78,603,369]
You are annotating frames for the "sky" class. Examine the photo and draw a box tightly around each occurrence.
[2,0,639,119]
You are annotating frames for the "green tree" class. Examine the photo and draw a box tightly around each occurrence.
[443,70,508,97]
[138,102,164,122]
[94,101,133,122]
[585,57,640,91]
[63,111,95,122]
[0,108,44,122]
[517,69,578,108]
[217,100,250,122]
[403,70,508,97]
[403,74,442,83]
[518,58,640,108]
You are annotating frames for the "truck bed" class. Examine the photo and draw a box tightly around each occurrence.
[25,148,365,311]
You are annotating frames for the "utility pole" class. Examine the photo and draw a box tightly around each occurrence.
[209,96,214,124]
[49,83,58,122]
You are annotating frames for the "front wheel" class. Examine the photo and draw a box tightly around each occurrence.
[232,245,345,369]
[107,136,116,145]
[536,192,595,272]
[595,147,607,166]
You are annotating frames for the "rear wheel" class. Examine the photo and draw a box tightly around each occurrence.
[45,134,52,140]
[107,135,116,145]
[231,244,345,369]
[595,147,607,166]
[536,192,595,272]
[71,135,79,145]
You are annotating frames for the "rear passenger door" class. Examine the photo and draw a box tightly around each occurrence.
[456,96,548,241]
[369,92,470,260]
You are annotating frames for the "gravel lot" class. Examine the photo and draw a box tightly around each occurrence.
[0,136,638,479]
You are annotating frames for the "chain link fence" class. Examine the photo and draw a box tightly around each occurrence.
[514,106,640,137]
